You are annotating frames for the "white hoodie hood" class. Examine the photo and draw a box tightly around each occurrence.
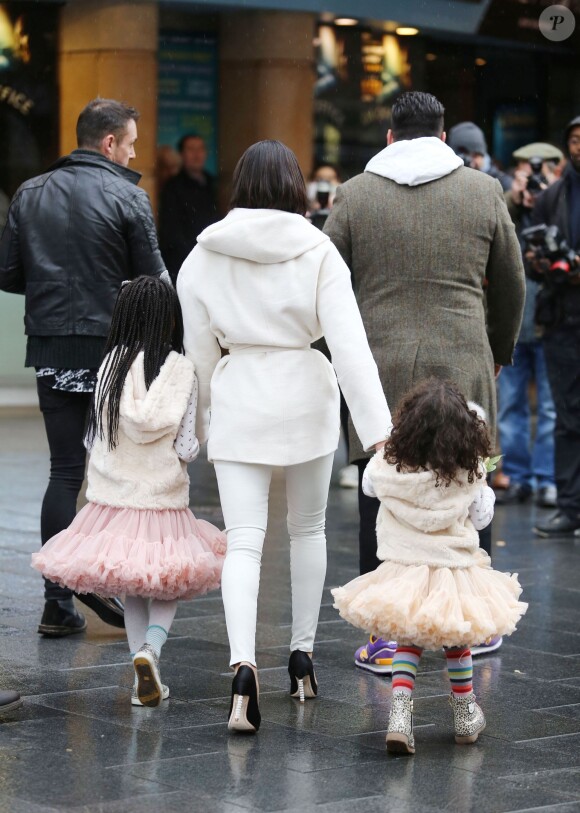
[197,208,328,264]
[365,136,463,187]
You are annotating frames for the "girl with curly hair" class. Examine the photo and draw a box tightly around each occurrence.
[332,378,527,755]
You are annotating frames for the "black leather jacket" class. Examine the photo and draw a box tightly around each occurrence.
[0,150,166,337]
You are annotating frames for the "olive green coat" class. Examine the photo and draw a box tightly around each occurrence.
[324,166,525,462]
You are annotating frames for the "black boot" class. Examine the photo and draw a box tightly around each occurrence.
[38,598,87,637]
[74,593,125,628]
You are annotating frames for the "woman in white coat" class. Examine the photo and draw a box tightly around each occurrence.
[177,141,391,732]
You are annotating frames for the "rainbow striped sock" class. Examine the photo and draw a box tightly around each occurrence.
[445,647,473,695]
[391,645,423,696]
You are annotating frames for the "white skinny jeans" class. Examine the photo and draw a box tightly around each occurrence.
[214,453,334,667]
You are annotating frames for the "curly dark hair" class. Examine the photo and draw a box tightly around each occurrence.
[383,378,491,486]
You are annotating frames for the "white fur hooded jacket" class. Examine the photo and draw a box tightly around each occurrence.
[86,351,195,510]
[364,452,494,570]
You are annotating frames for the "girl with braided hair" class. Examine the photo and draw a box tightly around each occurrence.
[32,276,226,707]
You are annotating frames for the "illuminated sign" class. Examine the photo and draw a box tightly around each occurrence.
[0,5,30,70]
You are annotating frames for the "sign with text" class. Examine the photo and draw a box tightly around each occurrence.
[157,31,218,176]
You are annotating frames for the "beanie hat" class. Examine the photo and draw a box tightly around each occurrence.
[447,122,487,156]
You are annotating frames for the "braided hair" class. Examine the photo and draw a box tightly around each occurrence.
[88,276,184,450]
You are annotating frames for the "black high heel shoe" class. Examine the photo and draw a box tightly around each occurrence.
[228,665,261,733]
[288,650,318,703]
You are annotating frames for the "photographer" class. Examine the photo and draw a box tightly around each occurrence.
[526,116,580,537]
[496,143,563,509]
[307,163,341,231]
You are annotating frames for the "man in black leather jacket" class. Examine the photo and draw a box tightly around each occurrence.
[528,115,580,537]
[0,98,168,636]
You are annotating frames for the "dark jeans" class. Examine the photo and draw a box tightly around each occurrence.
[355,459,492,577]
[37,376,92,600]
[543,329,580,519]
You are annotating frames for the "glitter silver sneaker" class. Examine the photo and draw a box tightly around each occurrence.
[450,691,486,744]
[386,691,415,755]
[131,684,169,707]
[132,644,163,708]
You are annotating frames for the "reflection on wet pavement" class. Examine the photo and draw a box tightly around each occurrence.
[0,414,579,812]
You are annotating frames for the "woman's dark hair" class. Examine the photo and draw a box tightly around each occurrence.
[230,140,308,214]
[391,91,445,141]
[383,378,491,486]
[76,98,139,150]
[88,276,184,450]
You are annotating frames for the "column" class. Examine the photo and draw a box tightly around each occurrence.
[219,11,316,209]
[58,0,158,203]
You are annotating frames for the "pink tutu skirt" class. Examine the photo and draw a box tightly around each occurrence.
[31,502,227,601]
[332,559,527,650]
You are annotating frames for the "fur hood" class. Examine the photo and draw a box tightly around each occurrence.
[117,351,194,444]
[367,454,481,533]
[365,453,489,570]
[87,351,195,510]
[197,208,328,264]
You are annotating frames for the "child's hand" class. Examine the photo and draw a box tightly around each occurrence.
[362,463,377,499]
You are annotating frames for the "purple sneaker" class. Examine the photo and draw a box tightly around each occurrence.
[354,636,397,675]
[471,636,502,657]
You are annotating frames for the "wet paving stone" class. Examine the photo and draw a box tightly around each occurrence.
[1,414,579,811]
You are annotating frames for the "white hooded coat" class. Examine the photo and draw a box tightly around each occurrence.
[86,351,195,510]
[177,208,391,466]
[365,452,490,569]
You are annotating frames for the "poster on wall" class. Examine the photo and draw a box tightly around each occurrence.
[314,24,412,179]
[158,31,218,176]
[492,103,539,169]
[0,2,58,205]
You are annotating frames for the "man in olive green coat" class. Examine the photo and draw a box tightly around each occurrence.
[324,92,525,670]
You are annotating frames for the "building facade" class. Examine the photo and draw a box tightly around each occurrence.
[1,0,579,387]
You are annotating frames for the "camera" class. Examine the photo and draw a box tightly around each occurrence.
[455,150,471,168]
[526,156,547,194]
[315,180,331,211]
[522,223,579,281]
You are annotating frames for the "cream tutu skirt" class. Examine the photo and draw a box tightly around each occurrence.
[332,559,527,650]
[31,502,226,601]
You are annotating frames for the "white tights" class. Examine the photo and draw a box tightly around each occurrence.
[124,596,178,654]
[214,453,334,667]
